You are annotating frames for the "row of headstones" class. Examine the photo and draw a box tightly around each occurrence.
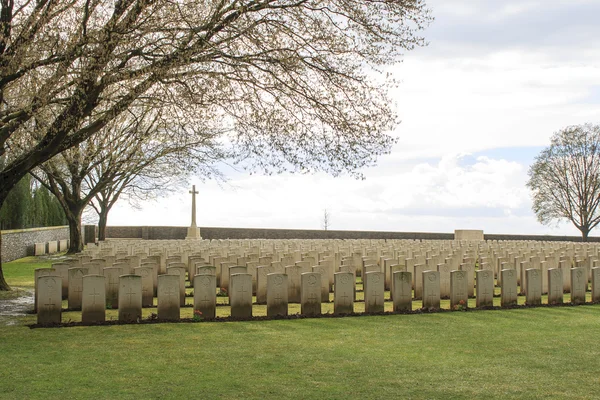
[36,270,399,325]
[76,240,599,303]
[34,240,69,256]
[35,263,185,313]
[86,236,600,292]
[37,266,600,325]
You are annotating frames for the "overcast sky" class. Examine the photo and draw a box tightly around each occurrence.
[107,0,600,236]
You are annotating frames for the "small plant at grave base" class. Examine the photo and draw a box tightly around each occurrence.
[147,313,158,321]
[193,310,203,322]
[453,299,467,311]
[106,301,112,310]
[217,287,228,297]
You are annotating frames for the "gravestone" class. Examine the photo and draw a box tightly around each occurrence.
[167,265,187,306]
[118,275,142,322]
[103,266,123,308]
[334,272,354,314]
[422,270,440,309]
[413,264,425,300]
[51,263,71,299]
[245,261,258,294]
[459,262,475,297]
[559,260,571,292]
[382,258,395,290]
[404,258,415,287]
[392,271,412,312]
[187,255,206,286]
[134,266,154,307]
[592,267,600,303]
[219,261,235,291]
[364,271,384,313]
[230,273,253,318]
[362,264,379,284]
[67,267,89,310]
[229,265,247,288]
[256,265,275,304]
[37,276,62,325]
[47,241,58,254]
[90,258,107,270]
[570,267,587,305]
[547,268,563,305]
[34,268,56,313]
[58,239,68,252]
[266,273,288,317]
[319,258,335,290]
[79,262,98,277]
[123,255,140,274]
[519,261,530,295]
[438,263,451,298]
[389,265,405,301]
[157,274,181,321]
[475,269,494,307]
[540,260,548,294]
[286,265,303,303]
[300,272,321,316]
[193,274,216,319]
[450,270,468,309]
[338,265,356,300]
[312,265,330,302]
[34,243,46,256]
[196,265,216,277]
[82,275,106,323]
[500,269,518,307]
[525,269,542,306]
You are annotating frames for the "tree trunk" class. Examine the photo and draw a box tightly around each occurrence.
[98,208,108,241]
[0,192,12,290]
[0,232,11,291]
[66,207,84,254]
[580,226,590,242]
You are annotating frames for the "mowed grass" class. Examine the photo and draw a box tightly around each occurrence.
[2,258,600,399]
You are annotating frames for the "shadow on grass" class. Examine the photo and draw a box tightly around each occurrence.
[29,301,600,329]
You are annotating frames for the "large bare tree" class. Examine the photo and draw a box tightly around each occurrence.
[527,124,600,241]
[33,104,225,252]
[0,0,431,289]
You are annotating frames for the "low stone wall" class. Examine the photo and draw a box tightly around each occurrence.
[104,225,598,242]
[1,226,69,263]
[484,233,600,242]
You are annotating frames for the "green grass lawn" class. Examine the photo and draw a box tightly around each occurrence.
[2,258,600,399]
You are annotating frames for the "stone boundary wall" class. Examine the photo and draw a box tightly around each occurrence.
[104,225,599,242]
[1,226,69,263]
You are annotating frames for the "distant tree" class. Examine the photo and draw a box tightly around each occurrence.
[31,184,50,227]
[322,209,331,231]
[0,174,31,229]
[527,124,600,241]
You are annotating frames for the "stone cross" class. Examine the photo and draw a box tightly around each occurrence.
[189,185,199,227]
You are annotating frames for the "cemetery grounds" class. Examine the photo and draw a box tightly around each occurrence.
[1,256,599,399]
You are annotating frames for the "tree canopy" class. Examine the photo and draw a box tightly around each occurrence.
[527,124,600,241]
[0,0,432,289]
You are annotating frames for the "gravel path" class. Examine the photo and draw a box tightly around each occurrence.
[0,288,34,326]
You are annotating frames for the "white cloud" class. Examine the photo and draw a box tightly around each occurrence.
[107,153,582,236]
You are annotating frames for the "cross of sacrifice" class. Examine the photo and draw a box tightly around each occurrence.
[189,185,199,226]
